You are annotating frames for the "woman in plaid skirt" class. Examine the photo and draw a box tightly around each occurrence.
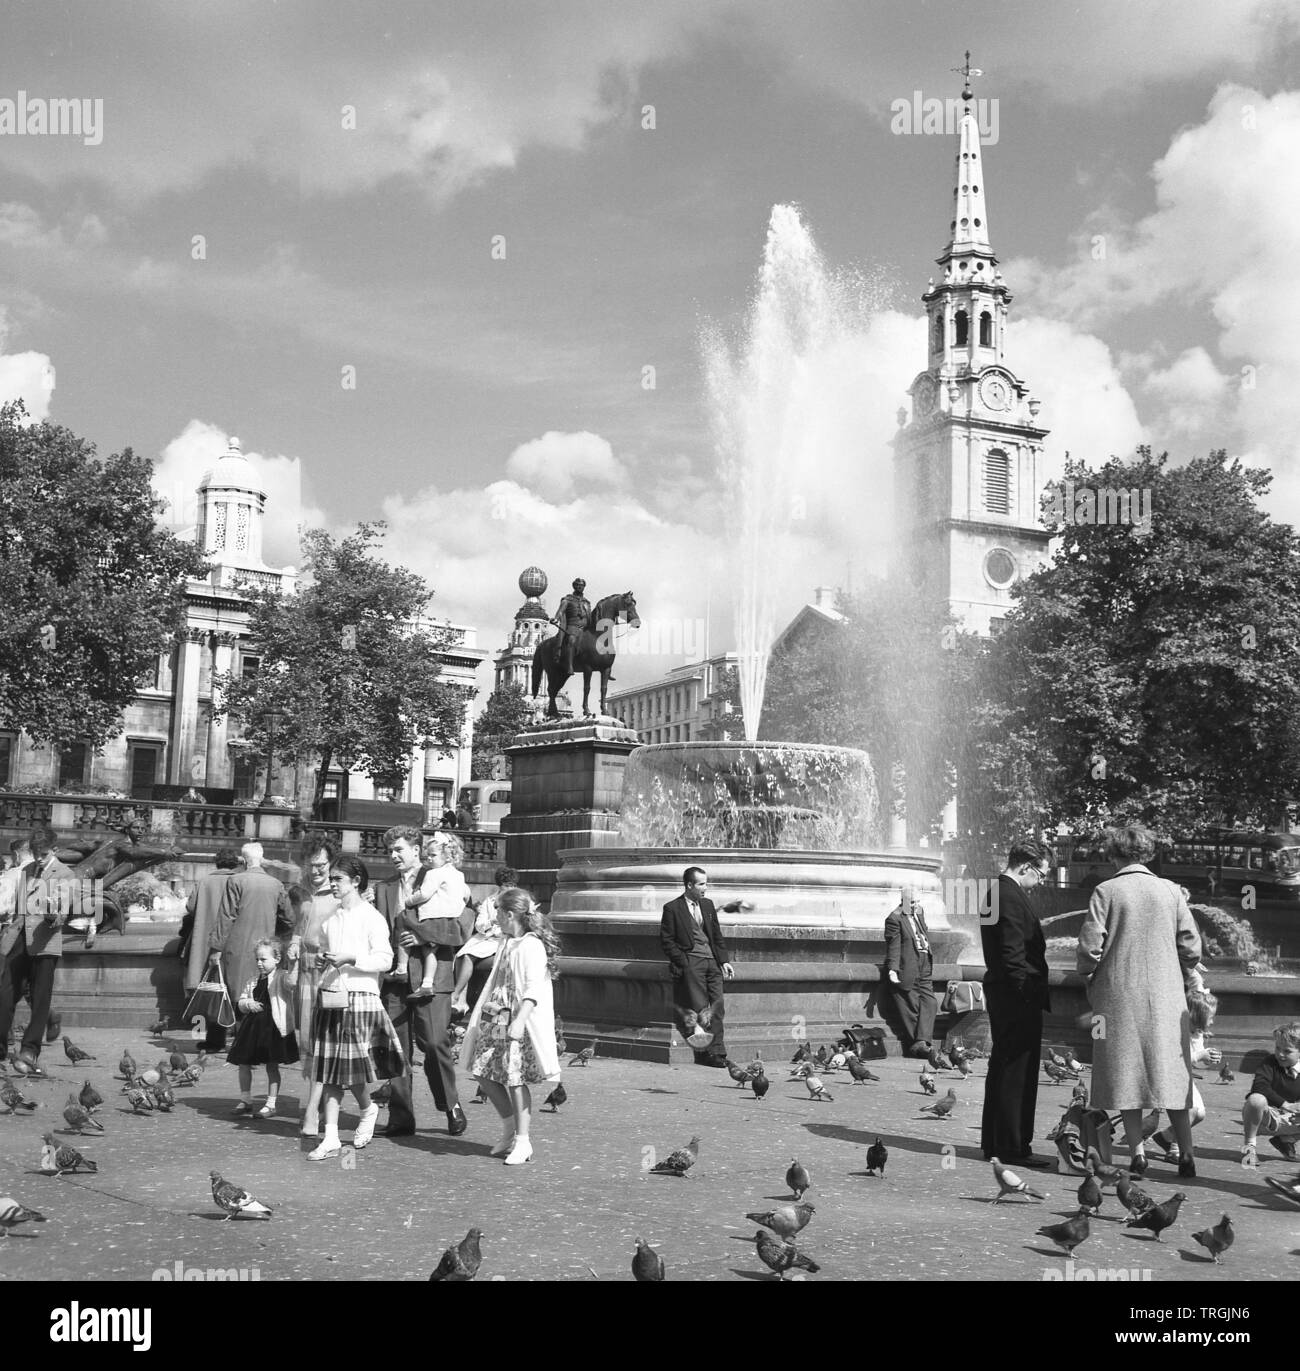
[308,856,406,1161]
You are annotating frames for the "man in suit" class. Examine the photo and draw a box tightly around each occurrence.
[208,841,292,1011]
[660,866,751,1067]
[374,826,475,1137]
[883,887,936,1057]
[980,838,1054,1169]
[0,825,76,1075]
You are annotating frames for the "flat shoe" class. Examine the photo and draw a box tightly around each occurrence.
[256,1104,277,1118]
[406,987,435,1004]
[307,1142,342,1161]
[1129,1154,1149,1177]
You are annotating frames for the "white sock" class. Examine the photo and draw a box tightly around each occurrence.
[321,1125,340,1147]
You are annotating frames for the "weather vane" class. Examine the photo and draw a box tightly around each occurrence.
[952,50,983,101]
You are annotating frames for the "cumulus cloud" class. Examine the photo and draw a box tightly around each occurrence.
[0,306,54,421]
[151,419,325,569]
[503,430,627,504]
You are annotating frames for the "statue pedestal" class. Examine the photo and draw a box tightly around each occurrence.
[502,717,642,907]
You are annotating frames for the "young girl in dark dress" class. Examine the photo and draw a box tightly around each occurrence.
[227,938,299,1118]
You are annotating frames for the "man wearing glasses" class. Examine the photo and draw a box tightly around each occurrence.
[979,839,1054,1168]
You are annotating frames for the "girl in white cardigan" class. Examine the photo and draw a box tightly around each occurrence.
[227,939,299,1117]
[461,888,561,1165]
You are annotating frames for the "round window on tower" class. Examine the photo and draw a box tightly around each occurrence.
[984,548,1017,590]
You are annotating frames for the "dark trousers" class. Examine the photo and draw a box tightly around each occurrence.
[0,943,57,1058]
[980,983,1044,1160]
[383,981,459,1128]
[674,953,726,1059]
[891,962,937,1055]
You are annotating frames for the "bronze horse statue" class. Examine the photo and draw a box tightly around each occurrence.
[532,590,640,719]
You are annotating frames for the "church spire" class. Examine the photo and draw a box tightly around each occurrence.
[943,52,991,260]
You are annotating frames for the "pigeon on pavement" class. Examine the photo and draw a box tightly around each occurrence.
[40,1134,97,1177]
[63,1036,95,1065]
[1124,1192,1186,1241]
[1116,1173,1155,1219]
[1217,1062,1235,1084]
[1077,1164,1104,1216]
[786,1159,811,1199]
[63,1096,104,1133]
[804,1074,833,1102]
[118,1049,137,1080]
[845,1053,880,1083]
[569,1046,596,1067]
[922,1088,957,1119]
[866,1138,889,1177]
[632,1236,665,1281]
[650,1135,700,1178]
[751,1072,770,1099]
[745,1202,815,1241]
[991,1157,1047,1203]
[1,1082,38,1113]
[919,1070,937,1095]
[1037,1210,1091,1256]
[429,1227,483,1281]
[78,1080,103,1113]
[210,1171,272,1221]
[543,1084,566,1112]
[0,1197,46,1238]
[754,1229,820,1280]
[1192,1214,1234,1264]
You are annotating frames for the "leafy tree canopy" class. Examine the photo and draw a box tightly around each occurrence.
[470,683,534,779]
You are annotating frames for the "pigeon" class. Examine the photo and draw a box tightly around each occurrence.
[786,1158,811,1200]
[1,1082,38,1113]
[1037,1210,1091,1256]
[790,1043,811,1064]
[754,1229,820,1280]
[124,1085,154,1114]
[1064,1052,1085,1074]
[956,1058,974,1081]
[725,1059,752,1088]
[147,1017,169,1036]
[210,1171,272,1221]
[650,1135,700,1178]
[751,1072,770,1099]
[1217,1062,1235,1084]
[429,1227,483,1281]
[866,1138,889,1177]
[0,1197,47,1238]
[168,1051,189,1073]
[1048,1048,1070,1069]
[1071,1081,1090,1107]
[153,1083,175,1112]
[118,1049,137,1080]
[845,1053,880,1083]
[814,1045,829,1068]
[949,1040,969,1065]
[569,1045,596,1068]
[543,1083,567,1112]
[1125,1192,1186,1241]
[927,1048,954,1072]
[1116,1173,1155,1219]
[632,1236,665,1282]
[919,1070,937,1096]
[746,1202,815,1241]
[827,1051,847,1071]
[990,1157,1046,1203]
[63,1036,95,1065]
[139,1068,163,1088]
[1043,1060,1075,1084]
[922,1088,957,1119]
[1192,1214,1234,1264]
[63,1095,103,1133]
[1077,1164,1104,1216]
[788,1061,813,1081]
[172,1065,203,1087]
[40,1133,97,1177]
[804,1073,833,1102]
[1084,1148,1122,1187]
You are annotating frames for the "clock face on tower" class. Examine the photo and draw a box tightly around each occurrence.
[914,375,938,416]
[979,374,1011,411]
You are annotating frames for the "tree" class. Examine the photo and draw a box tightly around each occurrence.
[470,684,534,779]
[697,664,745,740]
[962,449,1300,842]
[0,400,207,746]
[211,524,474,818]
[760,578,975,842]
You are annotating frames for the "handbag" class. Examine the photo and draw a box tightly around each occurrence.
[183,960,236,1030]
[840,1024,887,1060]
[941,981,986,1015]
[318,968,348,1011]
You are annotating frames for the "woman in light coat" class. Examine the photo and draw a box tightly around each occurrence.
[460,888,561,1165]
[1077,822,1202,1178]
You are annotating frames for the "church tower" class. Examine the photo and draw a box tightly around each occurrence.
[893,60,1050,635]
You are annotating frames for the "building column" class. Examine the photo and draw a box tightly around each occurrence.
[204,632,237,788]
[168,628,207,785]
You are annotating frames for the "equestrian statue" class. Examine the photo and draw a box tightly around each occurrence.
[532,580,640,719]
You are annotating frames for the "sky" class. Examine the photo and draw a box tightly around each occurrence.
[2,0,1299,704]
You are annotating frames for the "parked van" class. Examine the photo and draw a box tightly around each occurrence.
[457,780,513,832]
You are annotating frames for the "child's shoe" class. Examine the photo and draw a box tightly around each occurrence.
[353,1102,380,1149]
[256,1102,277,1118]
[308,1138,342,1161]
[232,1101,253,1116]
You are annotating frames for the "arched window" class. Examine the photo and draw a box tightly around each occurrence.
[954,310,968,346]
[979,311,993,347]
[983,448,1011,514]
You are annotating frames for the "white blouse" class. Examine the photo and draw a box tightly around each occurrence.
[320,901,394,996]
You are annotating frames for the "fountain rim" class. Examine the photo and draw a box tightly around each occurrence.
[627,740,871,760]
[555,845,943,872]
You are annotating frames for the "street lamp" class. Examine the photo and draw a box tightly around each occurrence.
[259,708,286,804]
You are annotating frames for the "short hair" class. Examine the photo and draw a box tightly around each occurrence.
[214,846,241,870]
[253,938,284,963]
[383,824,422,850]
[1006,838,1050,870]
[301,834,339,866]
[424,832,464,867]
[241,841,264,865]
[29,825,57,857]
[494,865,518,886]
[1274,1023,1300,1051]
[683,866,706,887]
[1105,823,1156,864]
[330,855,369,892]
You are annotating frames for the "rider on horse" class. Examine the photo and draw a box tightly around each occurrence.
[550,578,591,680]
